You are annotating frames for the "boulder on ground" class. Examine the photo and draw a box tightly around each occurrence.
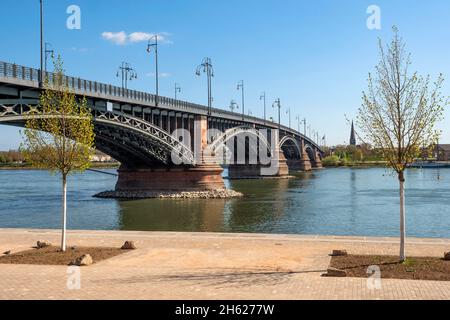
[36,241,52,249]
[330,249,348,257]
[444,252,450,261]
[71,254,93,266]
[121,241,137,250]
[3,250,11,255]
[323,267,347,277]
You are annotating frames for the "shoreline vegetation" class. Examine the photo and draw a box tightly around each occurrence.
[0,162,120,170]
[321,157,388,168]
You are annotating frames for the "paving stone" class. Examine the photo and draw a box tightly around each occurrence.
[0,229,448,300]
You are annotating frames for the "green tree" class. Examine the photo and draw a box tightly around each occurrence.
[357,27,447,262]
[21,56,95,252]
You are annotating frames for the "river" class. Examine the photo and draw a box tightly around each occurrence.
[0,168,449,238]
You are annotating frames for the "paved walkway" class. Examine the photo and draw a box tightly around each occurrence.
[0,229,449,300]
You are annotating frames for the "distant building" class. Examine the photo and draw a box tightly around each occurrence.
[435,144,450,161]
[349,121,356,146]
[91,150,114,163]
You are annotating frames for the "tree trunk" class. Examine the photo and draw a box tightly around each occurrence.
[398,171,406,262]
[61,174,67,252]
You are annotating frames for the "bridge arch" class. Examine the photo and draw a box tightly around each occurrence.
[279,136,302,159]
[0,104,196,167]
[305,143,317,162]
[205,126,272,165]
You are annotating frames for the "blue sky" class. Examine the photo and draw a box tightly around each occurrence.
[1,0,450,149]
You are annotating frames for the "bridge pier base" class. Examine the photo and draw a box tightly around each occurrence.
[115,164,225,192]
[228,164,263,179]
[286,158,312,173]
[299,148,313,171]
[312,150,323,169]
[227,150,289,179]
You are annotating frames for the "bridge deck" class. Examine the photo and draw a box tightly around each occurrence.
[0,61,322,151]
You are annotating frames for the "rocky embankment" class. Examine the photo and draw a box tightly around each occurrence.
[94,189,243,199]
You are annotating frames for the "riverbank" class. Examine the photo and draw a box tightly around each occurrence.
[323,161,388,168]
[0,163,120,170]
[0,229,448,300]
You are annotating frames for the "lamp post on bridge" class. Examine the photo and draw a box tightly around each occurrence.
[116,62,137,90]
[39,0,44,88]
[272,98,281,129]
[174,83,181,100]
[237,80,245,120]
[146,35,159,106]
[229,100,239,113]
[295,115,301,133]
[260,92,266,123]
[286,108,291,129]
[196,58,214,116]
[44,42,54,74]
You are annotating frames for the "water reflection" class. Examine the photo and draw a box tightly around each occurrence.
[118,198,227,232]
[1,168,450,238]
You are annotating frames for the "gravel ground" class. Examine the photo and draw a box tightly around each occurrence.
[94,188,244,199]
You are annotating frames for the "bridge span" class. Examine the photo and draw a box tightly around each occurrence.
[0,61,323,192]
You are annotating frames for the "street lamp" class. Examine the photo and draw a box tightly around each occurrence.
[196,58,214,116]
[229,100,239,112]
[248,109,252,116]
[146,35,159,106]
[44,42,54,74]
[260,92,266,123]
[295,115,301,133]
[174,83,181,100]
[302,118,307,136]
[272,98,281,129]
[39,0,44,87]
[286,108,291,129]
[116,62,137,89]
[237,80,245,120]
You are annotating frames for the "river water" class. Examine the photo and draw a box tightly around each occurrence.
[0,168,449,238]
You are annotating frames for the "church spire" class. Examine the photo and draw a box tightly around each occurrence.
[350,121,356,146]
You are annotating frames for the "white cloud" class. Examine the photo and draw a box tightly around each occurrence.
[101,31,128,45]
[129,32,156,43]
[102,31,171,45]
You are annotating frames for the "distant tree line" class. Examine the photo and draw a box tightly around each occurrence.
[0,150,25,164]
[322,144,385,167]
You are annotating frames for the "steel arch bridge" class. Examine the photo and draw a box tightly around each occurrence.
[0,61,324,191]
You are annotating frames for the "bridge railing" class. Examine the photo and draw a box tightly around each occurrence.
[0,61,322,150]
[0,61,212,113]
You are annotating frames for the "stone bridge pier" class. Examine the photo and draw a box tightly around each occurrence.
[115,115,225,192]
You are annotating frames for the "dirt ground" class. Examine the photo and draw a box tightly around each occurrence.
[0,246,125,266]
[330,255,450,281]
